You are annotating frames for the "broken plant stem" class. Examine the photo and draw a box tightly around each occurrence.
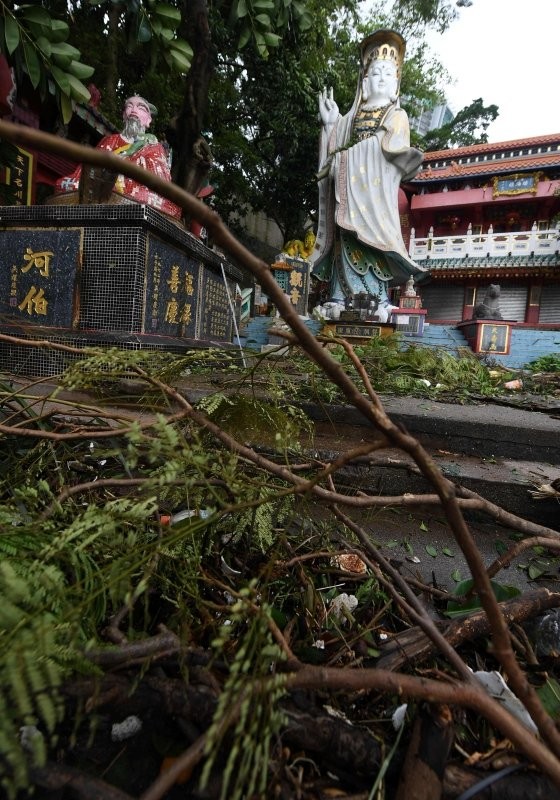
[486,536,560,580]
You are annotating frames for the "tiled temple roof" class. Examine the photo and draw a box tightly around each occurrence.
[422,133,560,161]
[412,133,560,184]
[415,253,560,277]
[413,153,560,183]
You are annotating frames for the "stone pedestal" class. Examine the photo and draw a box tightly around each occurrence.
[391,279,427,336]
[0,204,242,376]
[457,319,512,355]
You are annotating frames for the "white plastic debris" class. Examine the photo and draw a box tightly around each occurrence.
[169,508,212,525]
[220,556,242,576]
[473,670,537,733]
[313,639,325,650]
[330,593,358,622]
[19,725,43,752]
[392,703,408,731]
[324,704,352,723]
[111,715,143,742]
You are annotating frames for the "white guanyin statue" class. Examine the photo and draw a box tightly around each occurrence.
[310,29,425,319]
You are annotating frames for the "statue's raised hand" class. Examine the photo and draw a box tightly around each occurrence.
[318,87,339,127]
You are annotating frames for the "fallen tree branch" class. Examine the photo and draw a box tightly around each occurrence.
[286,666,560,787]
[377,588,560,671]
[2,118,560,772]
[486,536,560,581]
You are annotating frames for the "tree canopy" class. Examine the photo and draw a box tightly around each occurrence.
[420,97,500,152]
[0,0,499,238]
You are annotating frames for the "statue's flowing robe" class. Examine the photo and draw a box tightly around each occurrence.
[311,103,424,300]
[55,133,182,220]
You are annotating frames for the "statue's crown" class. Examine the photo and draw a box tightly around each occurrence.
[360,29,405,77]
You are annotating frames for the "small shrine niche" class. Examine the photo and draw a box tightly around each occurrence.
[391,276,427,336]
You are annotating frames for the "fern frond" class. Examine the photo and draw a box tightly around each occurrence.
[0,561,72,798]
[201,586,287,800]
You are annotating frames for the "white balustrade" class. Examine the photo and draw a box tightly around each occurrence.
[409,223,560,261]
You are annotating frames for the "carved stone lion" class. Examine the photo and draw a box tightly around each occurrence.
[473,284,503,320]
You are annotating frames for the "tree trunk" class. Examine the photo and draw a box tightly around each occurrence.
[171,0,214,211]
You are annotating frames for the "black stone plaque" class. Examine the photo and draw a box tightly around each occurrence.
[6,146,34,205]
[272,256,309,316]
[479,323,510,354]
[334,323,381,339]
[0,228,81,328]
[145,237,199,338]
[198,268,234,342]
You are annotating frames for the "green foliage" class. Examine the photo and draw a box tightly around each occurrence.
[389,0,458,34]
[537,678,560,721]
[201,583,287,800]
[525,353,560,373]
[446,578,521,619]
[291,336,499,402]
[229,0,312,58]
[218,489,295,551]
[0,560,71,798]
[210,33,333,240]
[420,97,500,151]
[203,392,312,450]
[99,0,193,74]
[0,1,93,121]
[0,344,323,794]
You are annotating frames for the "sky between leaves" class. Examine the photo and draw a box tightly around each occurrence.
[424,0,560,144]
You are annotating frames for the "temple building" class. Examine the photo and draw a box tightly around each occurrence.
[406,133,560,323]
[397,133,560,365]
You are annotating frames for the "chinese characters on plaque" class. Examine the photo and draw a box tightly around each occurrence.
[271,256,309,316]
[1,229,81,327]
[457,320,511,356]
[479,323,510,355]
[198,270,234,341]
[1,147,34,205]
[145,239,199,338]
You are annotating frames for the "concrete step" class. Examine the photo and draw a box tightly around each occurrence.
[308,397,560,531]
[304,395,560,464]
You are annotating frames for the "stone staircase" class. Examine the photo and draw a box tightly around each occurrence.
[400,323,471,356]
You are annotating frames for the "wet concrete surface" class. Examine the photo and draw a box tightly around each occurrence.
[305,397,560,593]
[305,393,560,463]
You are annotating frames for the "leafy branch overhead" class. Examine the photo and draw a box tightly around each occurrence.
[0,0,193,122]
[88,0,194,73]
[0,0,314,126]
[0,2,93,120]
[230,0,313,57]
